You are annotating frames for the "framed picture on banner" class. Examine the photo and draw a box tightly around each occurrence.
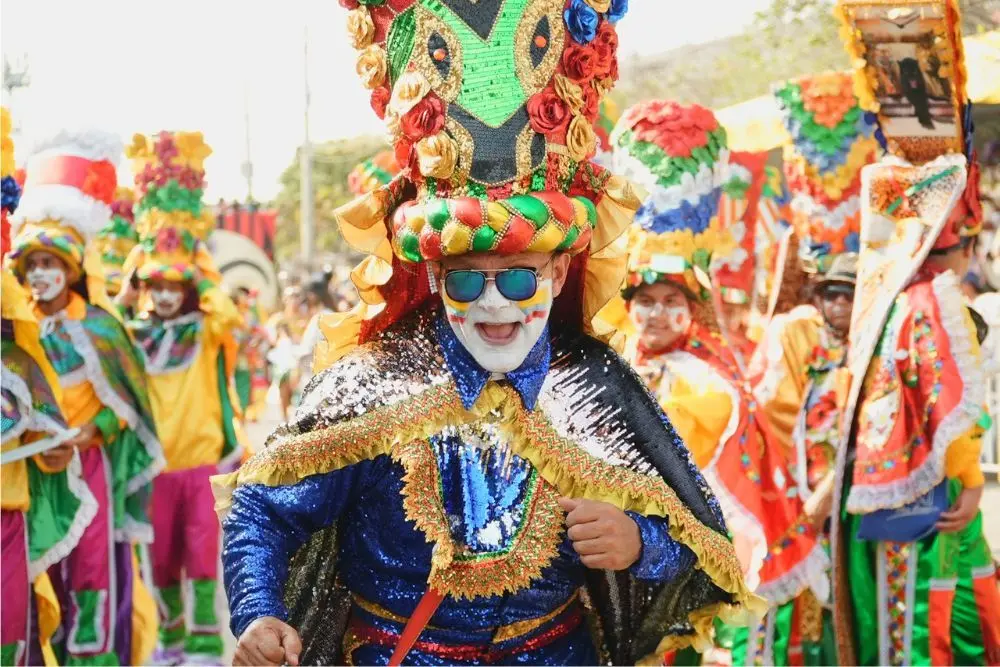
[837,0,968,163]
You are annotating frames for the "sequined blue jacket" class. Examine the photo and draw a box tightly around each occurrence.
[218,308,747,665]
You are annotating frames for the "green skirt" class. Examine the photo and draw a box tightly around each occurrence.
[845,479,1000,666]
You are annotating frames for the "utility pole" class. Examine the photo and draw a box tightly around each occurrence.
[242,85,254,201]
[299,25,315,266]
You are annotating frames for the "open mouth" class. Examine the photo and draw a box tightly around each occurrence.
[475,322,521,345]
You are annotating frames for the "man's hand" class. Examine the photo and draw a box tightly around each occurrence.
[559,497,641,570]
[115,270,139,309]
[234,617,302,667]
[936,485,983,533]
[39,441,74,471]
[67,423,100,451]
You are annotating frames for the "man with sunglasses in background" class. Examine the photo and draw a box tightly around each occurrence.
[744,250,858,666]
[214,4,761,666]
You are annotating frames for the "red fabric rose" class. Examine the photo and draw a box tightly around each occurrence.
[157,227,181,253]
[805,391,838,431]
[339,0,360,9]
[561,44,599,83]
[689,104,720,132]
[400,94,446,140]
[394,137,414,170]
[593,22,618,77]
[581,83,601,122]
[527,90,570,135]
[370,86,390,119]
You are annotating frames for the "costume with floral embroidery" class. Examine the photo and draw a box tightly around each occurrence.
[830,5,1000,661]
[214,3,762,665]
[601,100,827,666]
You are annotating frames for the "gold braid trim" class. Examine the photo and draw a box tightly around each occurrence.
[211,381,764,648]
[211,382,467,515]
[392,437,565,600]
[506,404,766,658]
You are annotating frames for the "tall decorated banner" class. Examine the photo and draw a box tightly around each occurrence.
[765,72,878,321]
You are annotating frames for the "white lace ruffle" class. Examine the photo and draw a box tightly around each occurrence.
[61,318,166,495]
[755,541,831,607]
[28,449,100,579]
[1,368,76,453]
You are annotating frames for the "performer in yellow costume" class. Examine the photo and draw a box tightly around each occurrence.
[7,126,161,666]
[1,107,98,667]
[119,130,243,666]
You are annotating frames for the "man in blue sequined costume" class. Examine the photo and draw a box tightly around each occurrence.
[214,1,762,665]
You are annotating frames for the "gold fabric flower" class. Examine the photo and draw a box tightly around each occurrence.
[415,132,458,180]
[384,109,402,140]
[356,45,387,90]
[389,71,431,118]
[126,133,151,160]
[346,8,375,50]
[585,0,611,11]
[566,114,596,162]
[553,74,584,115]
[175,132,212,170]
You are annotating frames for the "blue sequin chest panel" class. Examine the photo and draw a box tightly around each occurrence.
[433,425,535,556]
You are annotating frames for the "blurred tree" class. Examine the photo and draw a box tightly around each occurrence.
[614,0,998,111]
[272,135,388,262]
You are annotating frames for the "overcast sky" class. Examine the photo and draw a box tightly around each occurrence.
[1,0,770,201]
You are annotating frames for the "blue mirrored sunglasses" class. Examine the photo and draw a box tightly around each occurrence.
[443,268,539,303]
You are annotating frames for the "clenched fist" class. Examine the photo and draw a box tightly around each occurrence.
[559,497,642,570]
[234,616,302,666]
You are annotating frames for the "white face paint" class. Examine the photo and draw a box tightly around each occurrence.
[442,277,553,374]
[26,267,67,303]
[150,289,185,319]
[631,301,692,335]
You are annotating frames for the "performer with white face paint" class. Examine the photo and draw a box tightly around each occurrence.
[604,100,829,665]
[215,5,762,666]
[7,128,163,666]
[117,131,243,667]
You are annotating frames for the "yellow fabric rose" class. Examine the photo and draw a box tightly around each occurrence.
[384,109,402,141]
[174,132,212,171]
[1,139,13,179]
[585,0,611,11]
[346,8,375,50]
[553,74,584,115]
[126,133,152,160]
[416,132,458,180]
[565,114,596,162]
[389,71,431,118]
[356,45,387,90]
